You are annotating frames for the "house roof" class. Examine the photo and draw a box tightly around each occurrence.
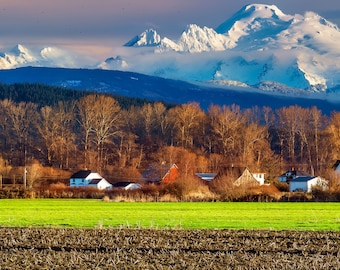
[195,173,218,181]
[70,170,92,179]
[289,176,316,183]
[88,179,103,185]
[142,163,178,183]
[113,182,142,190]
[279,170,311,178]
[113,182,135,188]
[234,168,259,187]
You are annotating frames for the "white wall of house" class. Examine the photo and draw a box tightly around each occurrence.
[88,179,112,190]
[289,180,308,192]
[289,177,327,192]
[252,173,265,185]
[70,172,109,189]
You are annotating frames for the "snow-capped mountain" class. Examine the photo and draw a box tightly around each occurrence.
[124,29,162,47]
[98,56,128,70]
[0,4,340,96]
[157,24,233,53]
[116,3,340,93]
[0,44,37,69]
[0,44,91,69]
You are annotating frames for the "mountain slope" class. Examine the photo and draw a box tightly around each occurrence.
[0,67,339,114]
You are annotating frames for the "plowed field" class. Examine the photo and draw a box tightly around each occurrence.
[0,228,339,269]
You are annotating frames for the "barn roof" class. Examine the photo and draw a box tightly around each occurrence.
[70,170,92,179]
[88,179,103,185]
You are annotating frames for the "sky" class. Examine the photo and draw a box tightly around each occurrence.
[0,0,339,58]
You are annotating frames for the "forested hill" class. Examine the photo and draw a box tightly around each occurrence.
[0,83,161,109]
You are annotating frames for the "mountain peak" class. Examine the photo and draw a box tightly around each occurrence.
[124,28,161,47]
[11,44,29,55]
[177,24,232,52]
[216,3,293,34]
[10,44,35,63]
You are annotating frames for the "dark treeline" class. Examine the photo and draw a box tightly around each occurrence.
[0,83,160,109]
[0,83,339,191]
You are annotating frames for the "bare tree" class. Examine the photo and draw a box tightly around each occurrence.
[76,95,98,169]
[208,104,244,159]
[326,112,340,161]
[53,101,76,169]
[3,100,37,165]
[276,106,299,164]
[88,95,122,171]
[169,103,205,148]
[35,105,57,166]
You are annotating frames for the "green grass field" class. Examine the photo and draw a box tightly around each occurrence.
[0,199,339,230]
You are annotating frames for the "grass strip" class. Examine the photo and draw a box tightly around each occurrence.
[0,199,339,230]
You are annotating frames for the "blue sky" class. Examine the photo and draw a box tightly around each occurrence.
[0,0,339,56]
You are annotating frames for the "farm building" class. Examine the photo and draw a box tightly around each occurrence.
[233,168,264,187]
[195,173,218,182]
[289,176,328,192]
[112,182,142,190]
[69,170,112,190]
[278,169,328,192]
[279,169,311,182]
[141,163,179,184]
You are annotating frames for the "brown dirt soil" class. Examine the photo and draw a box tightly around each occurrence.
[0,228,339,269]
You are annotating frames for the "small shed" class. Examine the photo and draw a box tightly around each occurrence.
[112,182,142,190]
[195,173,218,182]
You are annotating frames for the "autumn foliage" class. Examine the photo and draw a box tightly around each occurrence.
[0,88,340,200]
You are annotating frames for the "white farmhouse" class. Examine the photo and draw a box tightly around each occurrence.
[69,170,112,190]
[289,176,328,192]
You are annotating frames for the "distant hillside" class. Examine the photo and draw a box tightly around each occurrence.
[0,82,160,109]
[0,67,339,114]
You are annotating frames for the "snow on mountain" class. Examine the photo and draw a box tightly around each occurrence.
[158,24,233,53]
[115,3,340,93]
[98,56,128,70]
[0,44,92,69]
[0,4,339,95]
[11,44,36,63]
[215,4,294,49]
[124,29,161,47]
[0,44,37,69]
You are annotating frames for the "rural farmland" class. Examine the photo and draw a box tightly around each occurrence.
[0,200,340,268]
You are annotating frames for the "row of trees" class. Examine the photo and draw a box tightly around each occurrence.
[0,93,339,183]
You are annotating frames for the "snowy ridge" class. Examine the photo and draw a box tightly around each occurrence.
[0,3,339,95]
[0,44,89,69]
[118,3,340,93]
[124,29,161,47]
